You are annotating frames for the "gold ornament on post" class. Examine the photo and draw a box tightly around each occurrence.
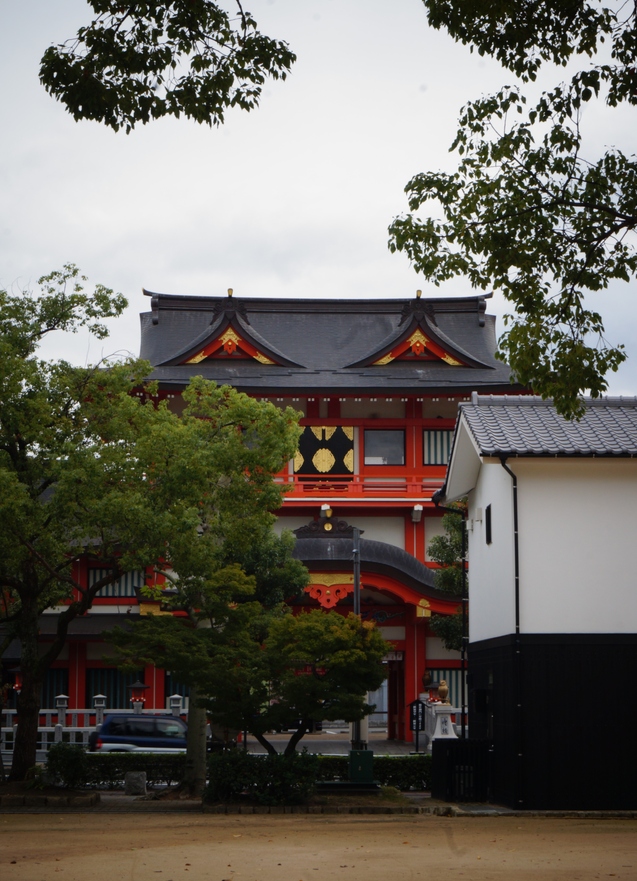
[438,679,450,704]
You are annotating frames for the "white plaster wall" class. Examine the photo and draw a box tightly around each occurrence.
[379,626,406,640]
[272,516,312,536]
[467,460,517,642]
[426,636,461,661]
[340,516,406,549]
[274,515,405,549]
[513,459,637,633]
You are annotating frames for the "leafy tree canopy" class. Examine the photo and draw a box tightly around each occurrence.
[0,265,301,779]
[112,606,387,759]
[390,1,637,418]
[428,509,466,652]
[40,1,296,132]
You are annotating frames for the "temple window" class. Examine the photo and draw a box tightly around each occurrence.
[89,569,144,598]
[363,429,405,466]
[423,429,454,465]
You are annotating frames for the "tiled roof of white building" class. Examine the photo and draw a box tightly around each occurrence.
[460,394,637,457]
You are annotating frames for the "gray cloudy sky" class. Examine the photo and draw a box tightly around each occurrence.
[1,1,635,393]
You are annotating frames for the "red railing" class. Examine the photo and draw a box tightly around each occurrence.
[280,474,444,498]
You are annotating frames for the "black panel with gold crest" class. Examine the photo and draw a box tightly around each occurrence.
[294,426,354,475]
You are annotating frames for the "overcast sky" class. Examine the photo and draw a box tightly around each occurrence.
[1,1,635,393]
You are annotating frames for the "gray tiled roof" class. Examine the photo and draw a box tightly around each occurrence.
[139,291,520,394]
[460,394,637,457]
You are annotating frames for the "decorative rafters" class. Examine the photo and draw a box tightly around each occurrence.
[183,324,276,365]
[372,328,465,366]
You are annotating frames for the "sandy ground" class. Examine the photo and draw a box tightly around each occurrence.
[1,814,636,881]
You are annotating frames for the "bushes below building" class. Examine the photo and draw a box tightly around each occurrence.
[45,745,432,800]
[205,751,319,806]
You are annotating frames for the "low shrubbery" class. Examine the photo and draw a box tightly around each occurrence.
[46,743,90,789]
[44,745,431,798]
[315,754,431,791]
[205,750,318,806]
[204,751,431,805]
[45,746,187,789]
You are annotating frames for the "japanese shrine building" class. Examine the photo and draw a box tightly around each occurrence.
[133,289,521,739]
[9,289,522,740]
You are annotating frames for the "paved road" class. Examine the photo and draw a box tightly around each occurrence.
[244,730,418,756]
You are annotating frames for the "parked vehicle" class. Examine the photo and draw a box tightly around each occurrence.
[88,714,187,753]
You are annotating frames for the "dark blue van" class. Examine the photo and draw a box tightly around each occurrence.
[88,714,187,753]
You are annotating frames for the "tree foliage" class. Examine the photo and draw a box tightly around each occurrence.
[112,605,387,759]
[428,510,466,652]
[0,266,300,779]
[390,1,637,418]
[40,1,296,132]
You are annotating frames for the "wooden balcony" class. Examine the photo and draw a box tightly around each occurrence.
[277,473,445,503]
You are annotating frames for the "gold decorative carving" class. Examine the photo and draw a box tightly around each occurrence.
[408,329,429,356]
[373,353,395,366]
[312,448,335,473]
[323,522,333,531]
[310,573,354,587]
[139,602,171,616]
[343,449,354,473]
[254,351,275,365]
[440,353,463,366]
[324,427,336,440]
[185,350,207,364]
[220,328,241,345]
[311,426,323,440]
[438,679,450,704]
[408,329,429,346]
[416,598,431,618]
[342,427,354,441]
[293,450,304,472]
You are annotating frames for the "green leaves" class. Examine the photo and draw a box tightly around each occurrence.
[39,1,296,132]
[389,76,634,416]
[428,509,465,652]
[390,3,637,416]
[423,1,617,82]
[428,511,465,597]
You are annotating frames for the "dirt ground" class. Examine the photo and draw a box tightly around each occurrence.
[1,814,636,881]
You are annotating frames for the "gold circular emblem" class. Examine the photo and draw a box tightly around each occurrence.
[312,448,336,473]
[323,522,333,531]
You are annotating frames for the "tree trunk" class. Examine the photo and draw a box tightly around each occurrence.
[182,686,207,798]
[283,723,308,758]
[0,696,6,782]
[9,676,42,781]
[9,599,44,781]
[252,731,278,756]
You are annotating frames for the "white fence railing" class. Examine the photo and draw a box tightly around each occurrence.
[1,697,187,756]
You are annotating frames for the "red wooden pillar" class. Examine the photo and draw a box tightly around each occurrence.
[68,643,86,709]
[145,664,165,710]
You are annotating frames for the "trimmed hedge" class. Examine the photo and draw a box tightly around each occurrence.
[49,752,189,788]
[46,747,431,794]
[205,751,318,806]
[86,752,188,787]
[46,743,90,789]
[315,754,431,791]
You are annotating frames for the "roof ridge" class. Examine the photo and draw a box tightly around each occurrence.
[468,394,637,408]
